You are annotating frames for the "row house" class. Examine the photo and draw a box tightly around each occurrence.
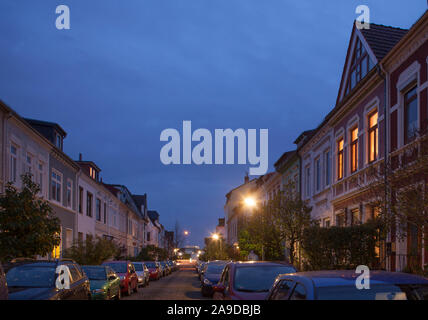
[0,101,172,259]
[297,11,428,271]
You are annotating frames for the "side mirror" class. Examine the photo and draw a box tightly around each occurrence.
[213,284,225,293]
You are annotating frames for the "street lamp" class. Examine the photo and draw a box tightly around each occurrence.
[243,195,264,261]
[211,233,220,241]
[184,230,189,236]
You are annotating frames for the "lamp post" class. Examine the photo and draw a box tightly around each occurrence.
[211,233,222,259]
[243,196,264,261]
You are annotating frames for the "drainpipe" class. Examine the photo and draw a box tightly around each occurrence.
[377,63,390,269]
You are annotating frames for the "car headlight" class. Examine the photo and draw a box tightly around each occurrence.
[92,289,105,294]
[203,279,212,285]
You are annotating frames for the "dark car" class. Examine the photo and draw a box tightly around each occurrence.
[0,262,8,300]
[201,262,227,297]
[167,261,175,272]
[102,261,138,296]
[198,262,206,280]
[144,261,161,280]
[160,261,171,276]
[82,265,121,300]
[267,270,428,300]
[213,261,296,300]
[132,262,150,287]
[4,259,90,300]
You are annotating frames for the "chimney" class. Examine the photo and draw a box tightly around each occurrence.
[79,153,83,161]
[244,173,249,184]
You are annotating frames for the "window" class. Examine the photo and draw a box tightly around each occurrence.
[345,38,374,96]
[103,203,107,224]
[290,283,307,300]
[78,187,83,214]
[26,154,33,174]
[351,208,361,225]
[315,158,321,192]
[86,192,93,217]
[96,198,101,221]
[305,166,311,197]
[78,232,83,242]
[89,167,96,180]
[51,170,62,202]
[336,212,345,227]
[404,86,418,144]
[323,218,331,228]
[324,150,331,186]
[66,229,73,249]
[368,111,378,163]
[66,180,72,208]
[350,127,358,173]
[147,232,151,242]
[271,280,295,300]
[55,134,63,150]
[37,162,44,193]
[337,138,344,180]
[10,145,18,183]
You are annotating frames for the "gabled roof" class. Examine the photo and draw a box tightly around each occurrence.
[336,22,408,105]
[360,23,408,61]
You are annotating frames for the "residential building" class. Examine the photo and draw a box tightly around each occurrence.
[25,118,80,258]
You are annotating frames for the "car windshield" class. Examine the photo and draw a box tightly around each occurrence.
[82,267,106,280]
[145,262,156,268]
[234,265,296,292]
[317,284,428,300]
[6,265,56,288]
[103,263,127,273]
[206,264,226,274]
[133,264,144,271]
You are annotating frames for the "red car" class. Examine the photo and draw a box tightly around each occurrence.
[144,261,161,280]
[213,261,296,300]
[102,261,138,296]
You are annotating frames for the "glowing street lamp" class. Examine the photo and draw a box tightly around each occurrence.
[212,233,220,241]
[244,197,256,208]
[184,230,189,236]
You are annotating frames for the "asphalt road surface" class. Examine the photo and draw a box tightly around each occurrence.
[122,268,209,300]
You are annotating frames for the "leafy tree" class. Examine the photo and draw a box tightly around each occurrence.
[203,237,229,261]
[64,236,120,265]
[272,181,313,266]
[135,245,169,261]
[0,173,61,262]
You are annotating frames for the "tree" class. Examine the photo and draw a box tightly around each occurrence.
[272,181,313,266]
[0,173,61,262]
[173,220,185,249]
[203,237,229,261]
[64,236,120,265]
[135,245,169,261]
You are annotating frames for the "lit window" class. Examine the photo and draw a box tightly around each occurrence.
[368,111,378,163]
[337,139,344,180]
[404,86,418,144]
[350,127,358,173]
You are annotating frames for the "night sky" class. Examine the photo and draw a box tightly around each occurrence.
[0,1,425,247]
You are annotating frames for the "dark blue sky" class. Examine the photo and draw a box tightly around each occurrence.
[0,1,425,246]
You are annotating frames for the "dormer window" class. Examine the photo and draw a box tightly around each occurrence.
[55,133,63,150]
[345,38,374,96]
[89,167,97,180]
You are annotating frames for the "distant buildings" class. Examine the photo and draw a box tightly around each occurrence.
[0,101,173,259]
[225,11,428,272]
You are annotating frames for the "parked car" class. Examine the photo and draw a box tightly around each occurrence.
[267,270,428,300]
[4,259,90,300]
[157,261,166,277]
[0,262,8,300]
[201,262,227,297]
[145,261,161,280]
[167,261,175,272]
[212,261,296,300]
[132,262,150,287]
[198,262,206,280]
[102,261,138,296]
[160,261,171,276]
[81,265,121,300]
